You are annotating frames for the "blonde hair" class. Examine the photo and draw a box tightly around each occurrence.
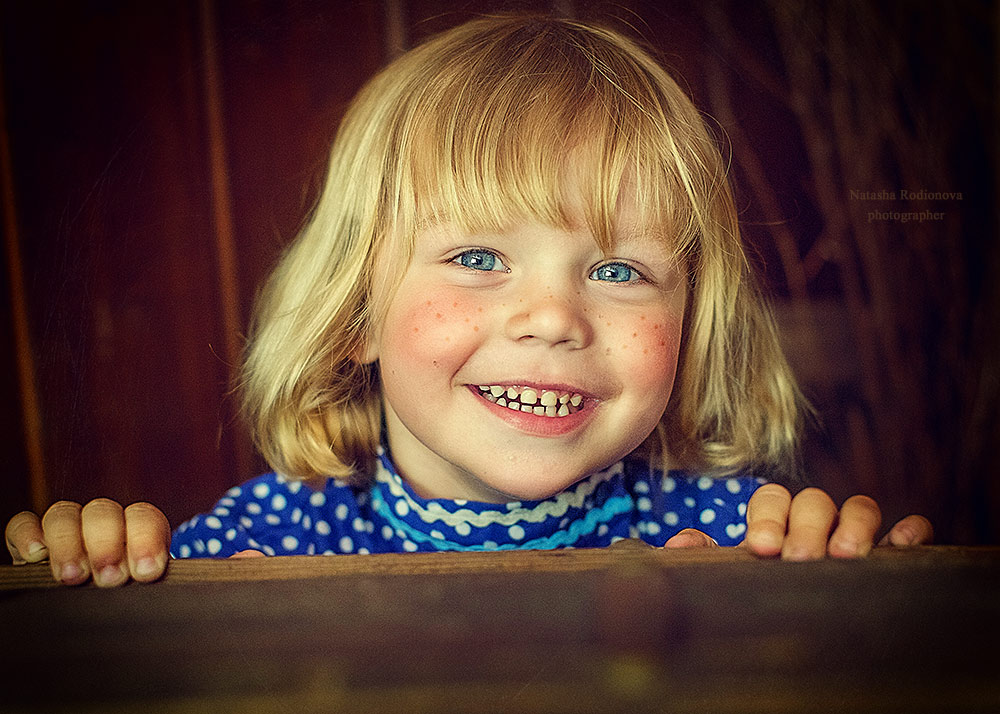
[241,14,804,484]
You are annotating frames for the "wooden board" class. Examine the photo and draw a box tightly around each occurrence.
[1,545,998,713]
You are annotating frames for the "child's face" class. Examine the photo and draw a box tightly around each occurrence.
[365,190,687,503]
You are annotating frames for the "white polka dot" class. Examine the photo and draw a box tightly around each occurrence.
[483,541,498,550]
[455,522,472,536]
[271,494,287,511]
[403,540,418,552]
[637,497,652,511]
[335,504,349,521]
[252,483,269,499]
[287,481,302,494]
[559,518,569,529]
[246,502,262,515]
[205,516,222,529]
[598,524,609,537]
[265,514,280,525]
[430,529,444,540]
[315,520,331,536]
[646,522,661,535]
[509,525,525,540]
[662,477,676,492]
[714,498,726,507]
[394,500,410,517]
[664,512,679,526]
[357,547,370,555]
[726,523,747,539]
[506,501,522,510]
[213,507,230,517]
[310,492,326,507]
[194,540,205,554]
[226,487,242,498]
[302,515,312,530]
[353,517,365,532]
[726,479,742,494]
[365,521,374,533]
[219,497,235,507]
[396,528,406,539]
[382,525,394,540]
[225,528,236,541]
[454,499,467,506]
[684,497,696,508]
[239,516,253,529]
[247,537,261,549]
[322,550,335,555]
[306,543,315,555]
[207,538,222,555]
[291,508,302,523]
[339,536,354,553]
[636,522,647,534]
[262,545,276,556]
[699,509,716,524]
[179,544,191,558]
[738,502,747,516]
[282,535,299,551]
[634,481,650,493]
[697,476,713,490]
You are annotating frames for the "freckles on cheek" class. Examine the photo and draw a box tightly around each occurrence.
[386,293,485,366]
[608,313,684,384]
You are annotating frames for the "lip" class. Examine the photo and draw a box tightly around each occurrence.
[465,384,597,437]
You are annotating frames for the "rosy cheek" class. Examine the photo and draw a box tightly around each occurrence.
[603,313,684,385]
[387,292,485,367]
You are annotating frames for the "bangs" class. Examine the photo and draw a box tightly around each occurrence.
[379,18,711,257]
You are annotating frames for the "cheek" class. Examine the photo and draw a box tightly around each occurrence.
[381,288,486,372]
[607,312,684,395]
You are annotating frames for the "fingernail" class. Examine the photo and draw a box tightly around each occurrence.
[782,545,812,562]
[133,556,160,579]
[58,561,83,583]
[831,538,859,557]
[26,541,47,560]
[95,563,128,588]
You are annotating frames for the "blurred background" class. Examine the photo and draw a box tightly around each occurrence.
[1,0,996,544]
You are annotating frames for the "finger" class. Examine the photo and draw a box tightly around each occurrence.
[828,495,881,558]
[744,483,792,557]
[5,511,48,564]
[663,529,718,549]
[782,488,837,561]
[80,499,129,588]
[229,550,266,559]
[879,515,934,546]
[124,502,171,582]
[41,501,90,585]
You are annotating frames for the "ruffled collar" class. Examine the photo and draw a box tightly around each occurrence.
[367,446,635,550]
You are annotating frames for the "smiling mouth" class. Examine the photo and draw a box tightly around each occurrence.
[474,385,586,417]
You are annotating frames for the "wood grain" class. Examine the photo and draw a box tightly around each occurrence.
[1,546,997,713]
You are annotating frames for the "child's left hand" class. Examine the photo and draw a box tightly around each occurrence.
[664,484,933,559]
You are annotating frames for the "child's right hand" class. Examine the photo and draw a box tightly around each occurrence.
[4,500,171,587]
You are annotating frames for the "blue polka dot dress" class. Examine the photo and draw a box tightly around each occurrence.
[170,447,763,558]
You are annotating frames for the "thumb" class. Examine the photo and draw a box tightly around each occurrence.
[663,528,718,549]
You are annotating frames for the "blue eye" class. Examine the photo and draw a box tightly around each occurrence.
[590,262,639,283]
[456,249,505,272]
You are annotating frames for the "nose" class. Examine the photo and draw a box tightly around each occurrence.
[504,287,593,349]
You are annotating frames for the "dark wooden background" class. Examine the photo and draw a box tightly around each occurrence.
[1,0,996,544]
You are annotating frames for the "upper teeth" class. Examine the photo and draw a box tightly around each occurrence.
[477,385,585,417]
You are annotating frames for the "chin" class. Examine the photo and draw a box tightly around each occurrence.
[482,469,591,502]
